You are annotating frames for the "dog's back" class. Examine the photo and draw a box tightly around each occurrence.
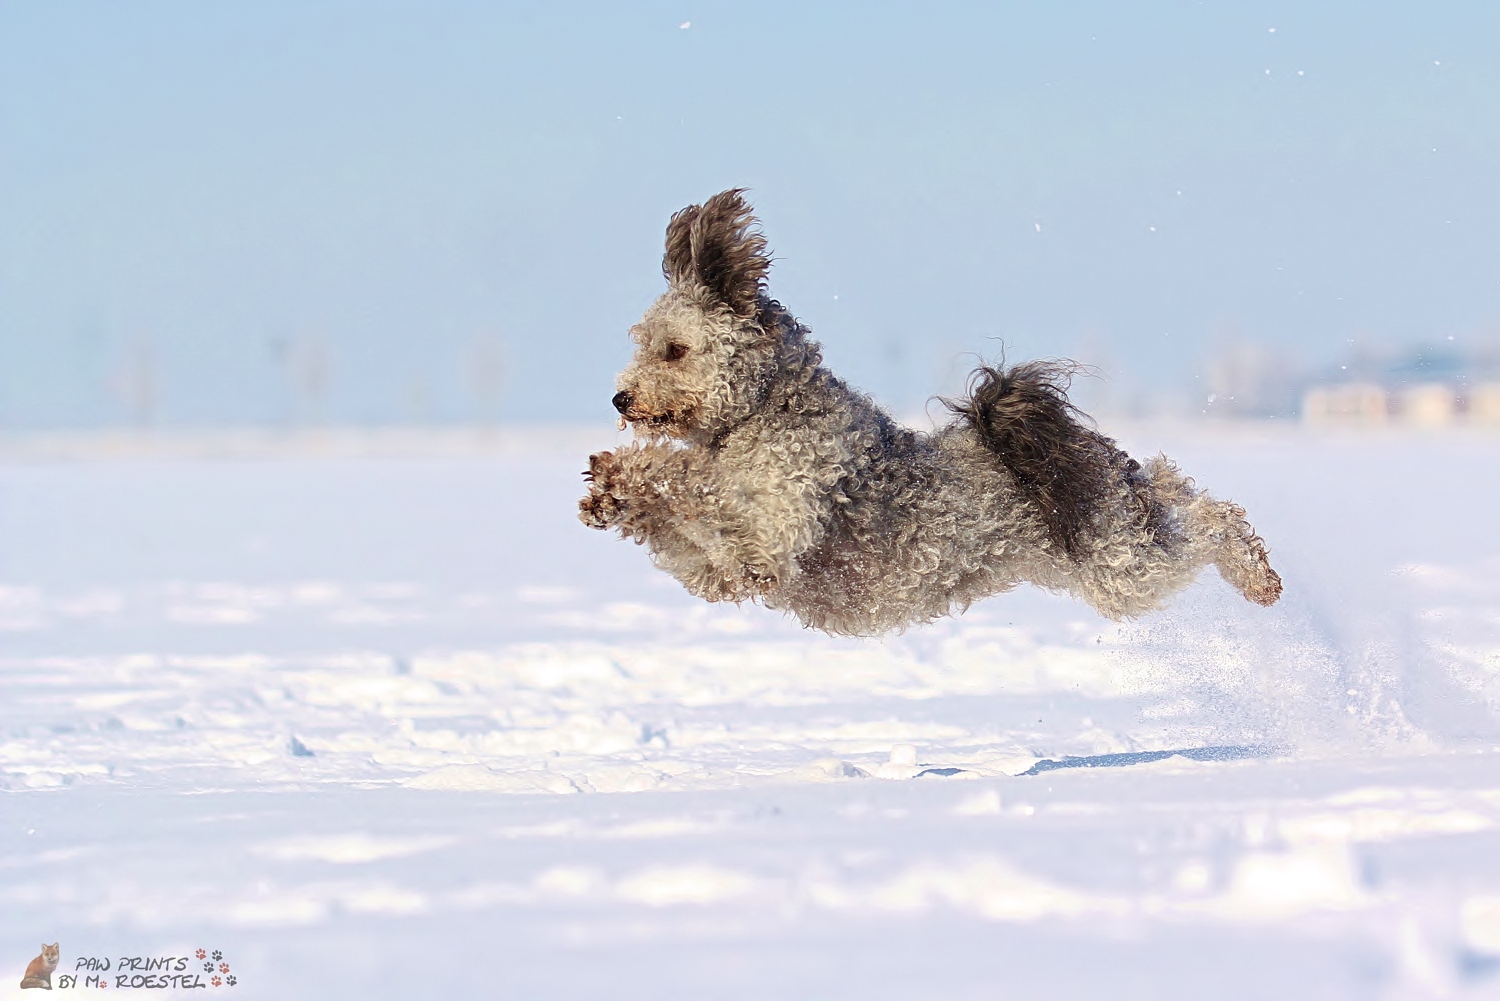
[741,337,1049,634]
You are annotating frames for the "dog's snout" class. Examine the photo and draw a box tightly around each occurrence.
[612,390,634,416]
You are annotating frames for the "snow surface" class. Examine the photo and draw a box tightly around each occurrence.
[4,424,1500,999]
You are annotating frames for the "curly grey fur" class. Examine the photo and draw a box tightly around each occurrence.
[942,360,1152,561]
[581,190,1282,637]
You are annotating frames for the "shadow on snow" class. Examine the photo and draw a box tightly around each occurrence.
[1019,745,1272,777]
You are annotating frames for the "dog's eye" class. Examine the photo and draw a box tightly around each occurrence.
[664,343,689,362]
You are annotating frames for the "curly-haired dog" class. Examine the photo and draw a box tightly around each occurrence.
[580,189,1282,636]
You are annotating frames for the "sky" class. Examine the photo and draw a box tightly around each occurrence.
[1,0,1497,427]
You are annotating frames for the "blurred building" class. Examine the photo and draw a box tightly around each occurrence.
[1302,383,1388,426]
[1469,383,1500,425]
[1300,341,1500,428]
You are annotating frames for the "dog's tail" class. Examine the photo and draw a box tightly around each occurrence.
[944,361,1134,560]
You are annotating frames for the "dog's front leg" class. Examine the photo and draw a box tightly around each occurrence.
[579,449,630,530]
[578,443,780,603]
[578,444,690,532]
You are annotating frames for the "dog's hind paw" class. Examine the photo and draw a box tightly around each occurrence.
[1219,538,1283,606]
[1241,561,1283,606]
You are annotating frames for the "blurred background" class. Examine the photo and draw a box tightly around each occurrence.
[2,0,1498,430]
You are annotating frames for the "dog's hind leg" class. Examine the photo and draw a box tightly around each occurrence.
[1148,459,1281,607]
[1202,497,1282,606]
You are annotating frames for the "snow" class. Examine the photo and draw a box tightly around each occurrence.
[3,424,1500,998]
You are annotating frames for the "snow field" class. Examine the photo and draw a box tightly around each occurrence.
[3,424,1500,998]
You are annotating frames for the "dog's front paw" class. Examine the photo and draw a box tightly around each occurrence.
[579,451,624,529]
[584,449,619,484]
[579,488,623,529]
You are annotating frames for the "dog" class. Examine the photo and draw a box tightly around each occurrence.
[579,189,1281,636]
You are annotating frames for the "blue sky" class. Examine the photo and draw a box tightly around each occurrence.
[1,1,1497,425]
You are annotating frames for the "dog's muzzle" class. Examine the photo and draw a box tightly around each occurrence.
[612,390,634,416]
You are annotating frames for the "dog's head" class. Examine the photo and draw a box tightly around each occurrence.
[612,189,783,442]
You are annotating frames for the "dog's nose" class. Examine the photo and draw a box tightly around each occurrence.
[612,391,634,416]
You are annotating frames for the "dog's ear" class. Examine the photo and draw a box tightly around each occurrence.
[661,189,769,315]
[663,203,701,287]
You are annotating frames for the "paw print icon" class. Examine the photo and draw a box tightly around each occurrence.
[195,949,206,960]
[225,975,237,987]
[211,951,222,962]
[211,975,222,987]
[219,963,230,974]
[203,962,214,973]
